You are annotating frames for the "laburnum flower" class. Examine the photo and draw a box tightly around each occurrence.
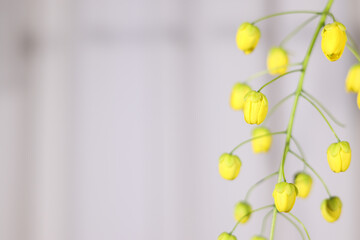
[346,63,360,92]
[236,22,261,55]
[267,47,289,75]
[272,182,298,212]
[234,201,252,223]
[294,172,313,198]
[321,22,347,61]
[218,232,237,240]
[251,236,267,240]
[251,127,272,153]
[321,196,342,222]
[218,153,242,180]
[327,141,351,173]
[243,91,268,125]
[230,83,252,110]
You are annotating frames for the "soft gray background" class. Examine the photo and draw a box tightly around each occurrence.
[0,0,359,239]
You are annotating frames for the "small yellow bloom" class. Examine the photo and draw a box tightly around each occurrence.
[236,22,261,55]
[230,83,252,110]
[321,22,347,61]
[243,91,268,125]
[251,236,267,240]
[251,127,272,153]
[272,182,298,212]
[234,201,252,223]
[294,172,313,198]
[218,232,237,240]
[218,153,242,180]
[346,63,360,93]
[321,196,342,222]
[267,47,289,75]
[327,141,351,173]
[357,92,360,109]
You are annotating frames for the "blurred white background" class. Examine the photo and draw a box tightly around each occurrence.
[0,0,359,239]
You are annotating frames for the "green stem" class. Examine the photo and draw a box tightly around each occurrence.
[300,93,340,142]
[279,213,306,240]
[280,15,319,47]
[261,209,274,235]
[229,131,286,154]
[290,135,305,159]
[263,92,295,124]
[245,171,279,201]
[347,32,360,53]
[245,63,302,84]
[288,213,311,240]
[346,43,360,61]
[252,11,322,24]
[302,90,345,127]
[230,204,274,234]
[289,149,332,197]
[257,69,302,92]
[269,1,334,239]
[269,208,277,240]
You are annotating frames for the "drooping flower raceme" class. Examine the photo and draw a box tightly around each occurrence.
[234,201,252,223]
[272,182,298,212]
[236,22,261,55]
[251,127,272,153]
[321,21,347,62]
[218,232,237,240]
[218,153,242,180]
[243,91,268,125]
[321,196,342,222]
[327,141,351,173]
[294,172,313,198]
[346,63,360,92]
[267,47,289,75]
[230,83,252,110]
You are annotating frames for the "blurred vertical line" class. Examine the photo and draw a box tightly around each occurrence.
[22,0,73,240]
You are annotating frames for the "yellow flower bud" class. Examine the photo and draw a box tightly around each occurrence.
[251,127,272,153]
[321,22,347,61]
[218,232,237,240]
[327,141,351,173]
[321,196,342,223]
[243,91,268,125]
[234,201,252,223]
[294,172,313,198]
[272,182,298,212]
[218,153,242,180]
[346,63,360,92]
[267,47,289,75]
[236,22,261,55]
[230,83,252,110]
[251,236,267,240]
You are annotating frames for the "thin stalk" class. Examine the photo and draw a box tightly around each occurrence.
[300,93,340,142]
[245,171,279,201]
[252,11,322,24]
[261,209,274,235]
[290,135,305,159]
[346,43,360,61]
[279,213,306,240]
[280,15,319,47]
[288,213,311,240]
[245,63,302,84]
[302,90,345,127]
[269,1,334,239]
[230,204,274,234]
[289,149,332,197]
[263,92,295,124]
[347,32,360,53]
[257,69,302,92]
[229,131,286,154]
